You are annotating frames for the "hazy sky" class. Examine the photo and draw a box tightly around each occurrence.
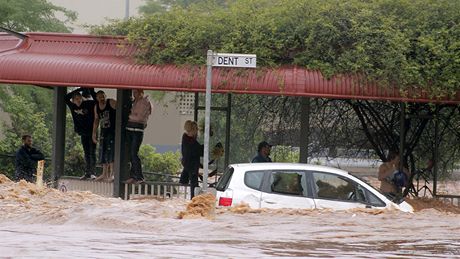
[49,0,146,33]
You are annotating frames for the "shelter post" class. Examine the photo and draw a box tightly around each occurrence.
[299,98,310,163]
[202,50,213,191]
[194,92,199,122]
[113,89,131,198]
[399,102,406,170]
[51,86,66,187]
[224,93,232,167]
[433,105,440,196]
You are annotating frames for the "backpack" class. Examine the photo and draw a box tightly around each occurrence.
[392,170,408,188]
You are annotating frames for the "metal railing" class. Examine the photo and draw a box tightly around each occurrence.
[57,176,190,200]
[0,153,51,161]
[436,194,460,207]
[124,182,190,200]
[58,177,114,197]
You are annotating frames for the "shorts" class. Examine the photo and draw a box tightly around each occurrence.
[99,132,115,164]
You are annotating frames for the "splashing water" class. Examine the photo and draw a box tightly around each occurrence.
[0,174,459,258]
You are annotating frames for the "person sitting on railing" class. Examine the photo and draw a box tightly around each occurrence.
[378,150,410,199]
[198,142,223,182]
[15,135,45,182]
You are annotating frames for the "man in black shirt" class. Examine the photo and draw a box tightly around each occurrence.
[15,135,45,182]
[93,90,117,182]
[251,141,273,163]
[65,87,97,180]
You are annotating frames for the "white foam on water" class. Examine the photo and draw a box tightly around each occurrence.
[1,175,459,258]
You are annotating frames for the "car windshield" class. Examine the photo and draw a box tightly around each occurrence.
[350,173,404,204]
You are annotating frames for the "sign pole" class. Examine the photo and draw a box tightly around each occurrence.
[203,50,213,192]
[202,51,256,193]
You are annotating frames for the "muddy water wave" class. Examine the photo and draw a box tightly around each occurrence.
[0,174,459,258]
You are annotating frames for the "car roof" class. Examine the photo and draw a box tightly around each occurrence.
[230,163,350,176]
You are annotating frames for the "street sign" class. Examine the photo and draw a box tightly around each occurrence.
[212,53,257,68]
[202,50,256,192]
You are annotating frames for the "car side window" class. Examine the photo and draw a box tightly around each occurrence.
[244,171,265,191]
[365,189,386,207]
[312,172,357,201]
[355,184,367,202]
[269,171,305,196]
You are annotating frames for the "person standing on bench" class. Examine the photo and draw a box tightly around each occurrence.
[93,90,117,182]
[125,89,152,184]
[65,87,97,180]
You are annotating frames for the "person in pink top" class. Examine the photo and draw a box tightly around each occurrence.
[125,89,152,184]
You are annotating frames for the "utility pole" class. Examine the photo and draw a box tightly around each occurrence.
[124,0,130,20]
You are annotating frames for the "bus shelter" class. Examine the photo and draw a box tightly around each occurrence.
[0,31,459,202]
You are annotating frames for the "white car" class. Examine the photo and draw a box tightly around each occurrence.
[215,163,413,212]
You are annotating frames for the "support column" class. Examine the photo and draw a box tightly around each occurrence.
[113,89,131,198]
[433,105,440,196]
[194,92,199,122]
[399,102,406,170]
[51,86,66,187]
[224,94,232,167]
[299,98,310,163]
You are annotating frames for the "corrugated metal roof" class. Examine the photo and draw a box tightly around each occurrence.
[0,33,22,52]
[0,32,457,103]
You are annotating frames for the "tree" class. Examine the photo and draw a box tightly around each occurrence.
[138,144,182,182]
[121,0,460,97]
[139,0,231,15]
[0,85,84,180]
[0,0,78,180]
[0,0,76,32]
[94,0,460,182]
[139,0,167,15]
[0,91,51,178]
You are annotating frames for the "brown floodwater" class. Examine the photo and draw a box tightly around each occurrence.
[0,175,459,258]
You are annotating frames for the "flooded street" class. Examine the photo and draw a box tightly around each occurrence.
[1,176,459,258]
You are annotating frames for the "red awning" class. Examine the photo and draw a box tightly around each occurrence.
[0,32,458,103]
[0,34,22,52]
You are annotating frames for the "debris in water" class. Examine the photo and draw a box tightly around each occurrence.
[0,174,187,227]
[0,174,12,184]
[407,197,460,214]
[178,193,216,219]
[347,208,386,215]
[225,203,387,216]
[227,203,267,214]
[229,202,253,214]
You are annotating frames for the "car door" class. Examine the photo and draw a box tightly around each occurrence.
[236,170,266,209]
[311,171,368,210]
[260,170,315,209]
